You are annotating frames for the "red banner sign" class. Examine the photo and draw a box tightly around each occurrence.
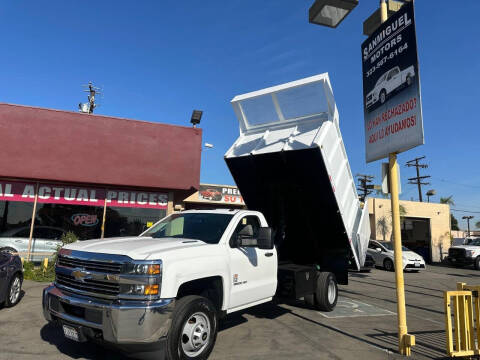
[0,180,167,209]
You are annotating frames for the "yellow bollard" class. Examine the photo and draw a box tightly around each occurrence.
[20,257,24,265]
[43,257,49,272]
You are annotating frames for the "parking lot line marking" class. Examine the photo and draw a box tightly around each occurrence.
[317,299,396,318]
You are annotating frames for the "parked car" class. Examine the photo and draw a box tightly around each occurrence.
[0,226,66,261]
[0,251,23,307]
[367,240,426,271]
[366,65,415,109]
[447,238,480,269]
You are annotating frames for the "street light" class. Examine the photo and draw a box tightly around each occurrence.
[462,215,474,237]
[309,0,358,28]
[190,110,203,128]
[426,189,436,202]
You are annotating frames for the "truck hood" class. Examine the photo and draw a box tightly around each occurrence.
[451,245,480,251]
[64,236,207,260]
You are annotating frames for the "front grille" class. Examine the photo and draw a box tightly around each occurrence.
[56,273,120,297]
[58,255,123,274]
[449,248,466,258]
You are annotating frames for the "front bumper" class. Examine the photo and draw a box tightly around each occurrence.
[43,284,175,344]
[403,261,426,270]
[447,256,474,266]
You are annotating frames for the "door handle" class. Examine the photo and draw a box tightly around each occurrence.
[265,252,274,257]
[15,239,23,243]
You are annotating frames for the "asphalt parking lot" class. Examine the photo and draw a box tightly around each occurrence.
[1,264,477,360]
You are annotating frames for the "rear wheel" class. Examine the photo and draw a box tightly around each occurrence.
[313,272,338,312]
[384,258,394,272]
[166,295,217,360]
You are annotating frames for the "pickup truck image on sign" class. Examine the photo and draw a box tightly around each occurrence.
[42,74,370,360]
[366,65,415,110]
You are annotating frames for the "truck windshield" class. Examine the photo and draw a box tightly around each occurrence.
[141,213,234,244]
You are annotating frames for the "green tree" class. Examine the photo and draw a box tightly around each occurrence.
[476,221,480,229]
[440,196,459,230]
[440,196,455,206]
[451,214,460,231]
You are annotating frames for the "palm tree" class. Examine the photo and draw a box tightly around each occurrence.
[440,196,455,206]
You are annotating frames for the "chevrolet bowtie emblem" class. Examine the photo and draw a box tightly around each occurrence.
[72,269,91,282]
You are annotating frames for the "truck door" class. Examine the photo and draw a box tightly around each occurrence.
[227,215,277,310]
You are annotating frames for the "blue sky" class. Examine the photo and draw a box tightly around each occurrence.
[1,1,479,229]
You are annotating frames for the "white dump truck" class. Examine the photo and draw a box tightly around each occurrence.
[43,73,370,359]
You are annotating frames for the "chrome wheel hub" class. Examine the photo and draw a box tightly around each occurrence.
[9,277,21,304]
[327,279,336,304]
[181,312,211,357]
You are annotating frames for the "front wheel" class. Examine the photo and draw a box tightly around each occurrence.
[380,90,387,104]
[406,75,412,86]
[166,295,218,360]
[384,258,394,272]
[474,257,480,270]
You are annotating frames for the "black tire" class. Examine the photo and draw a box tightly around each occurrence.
[406,75,412,86]
[313,272,338,312]
[5,273,22,307]
[475,257,480,270]
[166,295,218,360]
[384,258,394,272]
[380,89,387,104]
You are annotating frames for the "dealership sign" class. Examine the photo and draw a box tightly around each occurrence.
[198,185,244,205]
[0,180,167,209]
[362,1,424,163]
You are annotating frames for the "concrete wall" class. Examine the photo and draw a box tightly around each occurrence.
[368,197,451,262]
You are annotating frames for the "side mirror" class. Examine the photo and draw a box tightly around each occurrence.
[257,227,274,250]
[375,247,382,252]
[235,225,258,247]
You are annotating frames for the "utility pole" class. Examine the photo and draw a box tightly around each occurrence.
[79,81,102,114]
[406,156,430,202]
[356,174,375,203]
[463,216,474,237]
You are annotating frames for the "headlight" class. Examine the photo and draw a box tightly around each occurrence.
[466,250,474,258]
[127,284,159,296]
[123,261,162,298]
[128,262,162,275]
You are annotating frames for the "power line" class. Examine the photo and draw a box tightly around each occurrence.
[438,178,480,189]
[451,208,480,214]
[406,156,430,202]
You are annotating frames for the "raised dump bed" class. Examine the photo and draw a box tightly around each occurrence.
[225,73,370,276]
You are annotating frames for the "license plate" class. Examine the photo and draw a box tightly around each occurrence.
[414,263,420,268]
[451,258,456,262]
[63,325,79,342]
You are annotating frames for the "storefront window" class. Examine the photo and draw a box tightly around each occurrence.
[35,203,103,240]
[0,201,34,236]
[105,207,166,237]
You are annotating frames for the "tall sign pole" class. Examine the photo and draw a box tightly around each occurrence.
[362,0,422,355]
[380,0,410,352]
